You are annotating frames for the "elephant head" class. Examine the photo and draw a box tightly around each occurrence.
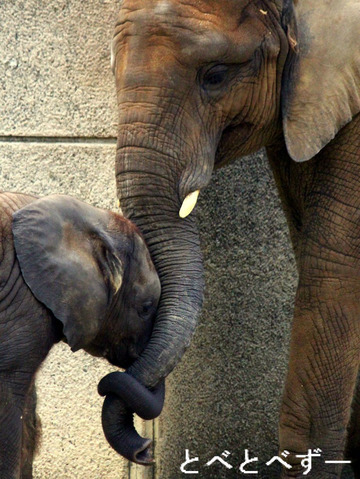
[12,195,160,365]
[12,194,162,463]
[111,0,360,462]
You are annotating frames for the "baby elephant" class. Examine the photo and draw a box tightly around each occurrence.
[0,191,161,479]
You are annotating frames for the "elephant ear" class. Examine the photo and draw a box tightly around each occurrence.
[282,0,360,162]
[12,195,124,352]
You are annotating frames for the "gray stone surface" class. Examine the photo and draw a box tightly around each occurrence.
[0,142,117,208]
[0,0,120,137]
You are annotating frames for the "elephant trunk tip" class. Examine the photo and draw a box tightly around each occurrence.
[133,438,154,465]
[98,372,165,465]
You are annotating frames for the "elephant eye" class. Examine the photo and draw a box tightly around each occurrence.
[140,301,154,319]
[201,64,229,90]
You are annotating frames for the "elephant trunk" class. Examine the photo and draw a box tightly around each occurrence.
[116,146,205,389]
[98,373,165,465]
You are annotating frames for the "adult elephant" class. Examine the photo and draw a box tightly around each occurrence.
[110,0,360,477]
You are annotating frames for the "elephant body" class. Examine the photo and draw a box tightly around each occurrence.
[268,115,360,477]
[109,0,360,477]
[0,192,161,478]
[0,193,60,479]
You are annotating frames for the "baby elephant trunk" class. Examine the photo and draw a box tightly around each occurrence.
[98,372,165,464]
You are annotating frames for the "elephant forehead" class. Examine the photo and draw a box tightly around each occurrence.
[121,0,239,16]
[120,0,274,24]
[116,0,267,63]
[118,0,231,38]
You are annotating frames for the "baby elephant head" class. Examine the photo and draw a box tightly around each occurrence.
[12,194,161,368]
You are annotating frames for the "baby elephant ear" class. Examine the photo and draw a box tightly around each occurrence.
[282,0,360,162]
[12,195,125,352]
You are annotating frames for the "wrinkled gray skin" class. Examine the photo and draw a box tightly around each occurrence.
[0,192,160,479]
[112,0,360,477]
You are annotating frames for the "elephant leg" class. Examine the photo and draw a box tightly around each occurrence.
[345,372,360,477]
[20,382,40,479]
[279,274,360,478]
[0,379,28,479]
[267,125,360,478]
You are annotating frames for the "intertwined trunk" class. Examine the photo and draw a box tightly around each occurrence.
[98,75,208,461]
[99,135,205,462]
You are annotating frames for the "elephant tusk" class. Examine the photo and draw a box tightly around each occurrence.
[179,190,200,219]
[110,39,116,73]
[116,198,123,215]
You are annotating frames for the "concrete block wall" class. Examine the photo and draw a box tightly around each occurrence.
[3,2,350,479]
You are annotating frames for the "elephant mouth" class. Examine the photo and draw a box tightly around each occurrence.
[106,353,136,369]
[105,341,142,369]
[85,340,141,369]
[215,121,254,167]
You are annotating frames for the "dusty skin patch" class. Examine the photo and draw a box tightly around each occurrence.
[154,1,174,16]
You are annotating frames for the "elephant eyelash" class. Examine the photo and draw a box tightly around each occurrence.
[198,61,255,98]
